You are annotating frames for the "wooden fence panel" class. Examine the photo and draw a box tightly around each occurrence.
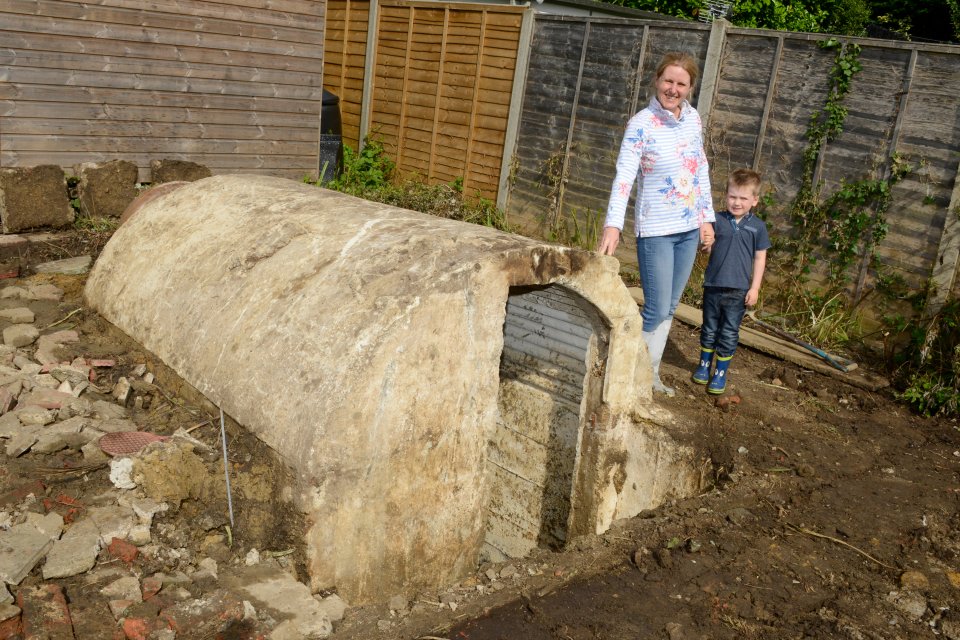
[0,0,326,182]
[323,0,370,146]
[366,1,523,200]
[506,14,960,321]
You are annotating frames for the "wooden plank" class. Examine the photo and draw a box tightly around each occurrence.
[1,13,322,58]
[752,35,783,171]
[4,0,323,42]
[3,48,325,88]
[0,31,322,73]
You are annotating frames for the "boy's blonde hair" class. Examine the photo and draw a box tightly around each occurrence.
[728,168,762,196]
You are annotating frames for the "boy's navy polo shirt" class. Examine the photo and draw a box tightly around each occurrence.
[703,210,771,290]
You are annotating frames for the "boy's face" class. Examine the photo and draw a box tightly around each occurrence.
[726,184,759,218]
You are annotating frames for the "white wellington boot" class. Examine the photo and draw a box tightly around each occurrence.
[642,318,675,397]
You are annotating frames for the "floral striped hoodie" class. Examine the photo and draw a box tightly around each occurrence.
[604,97,715,238]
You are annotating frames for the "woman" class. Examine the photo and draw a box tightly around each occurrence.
[598,51,716,396]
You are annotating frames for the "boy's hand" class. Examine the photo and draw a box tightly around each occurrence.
[745,288,759,306]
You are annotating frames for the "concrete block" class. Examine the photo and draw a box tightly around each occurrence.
[227,565,334,639]
[23,512,64,540]
[15,407,55,426]
[42,518,101,579]
[149,159,211,184]
[157,590,246,639]
[5,430,37,457]
[17,583,74,640]
[0,308,34,324]
[2,324,38,348]
[0,522,55,584]
[26,283,63,301]
[88,505,137,545]
[33,255,93,275]
[101,576,143,603]
[50,364,91,386]
[75,160,138,219]
[0,166,74,233]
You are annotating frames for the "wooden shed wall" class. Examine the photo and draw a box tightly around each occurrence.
[0,0,326,182]
[506,15,960,317]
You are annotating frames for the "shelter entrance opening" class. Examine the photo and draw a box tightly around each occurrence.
[482,284,609,562]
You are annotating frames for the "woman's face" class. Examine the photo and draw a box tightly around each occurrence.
[655,64,692,117]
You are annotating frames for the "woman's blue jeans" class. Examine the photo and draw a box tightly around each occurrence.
[636,228,700,332]
[700,286,746,357]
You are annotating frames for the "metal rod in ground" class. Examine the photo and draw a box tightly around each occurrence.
[220,407,235,530]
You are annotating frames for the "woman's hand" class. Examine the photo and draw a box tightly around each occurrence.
[699,222,715,252]
[598,226,621,256]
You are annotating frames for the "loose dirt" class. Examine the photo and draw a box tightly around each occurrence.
[4,234,959,640]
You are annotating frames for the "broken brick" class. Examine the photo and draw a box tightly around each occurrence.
[107,537,138,564]
[0,613,21,640]
[158,590,246,638]
[18,584,73,640]
[141,576,163,601]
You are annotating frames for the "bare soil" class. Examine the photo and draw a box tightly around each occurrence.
[5,235,959,640]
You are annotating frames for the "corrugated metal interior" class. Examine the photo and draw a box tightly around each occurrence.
[483,284,606,561]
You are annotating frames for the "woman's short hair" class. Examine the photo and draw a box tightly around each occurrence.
[655,51,700,88]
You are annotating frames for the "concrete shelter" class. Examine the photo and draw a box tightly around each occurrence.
[84,175,705,603]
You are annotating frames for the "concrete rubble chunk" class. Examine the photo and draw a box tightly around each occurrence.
[88,505,137,545]
[50,364,90,386]
[16,407,55,426]
[34,373,61,389]
[5,430,38,457]
[0,308,34,324]
[0,412,22,438]
[3,324,39,348]
[17,388,73,410]
[26,283,64,302]
[0,602,19,622]
[34,329,78,364]
[0,583,11,604]
[42,518,101,579]
[113,377,131,404]
[101,575,143,602]
[93,417,137,434]
[314,594,347,624]
[0,521,56,584]
[92,399,127,420]
[34,256,93,276]
[0,165,74,233]
[59,396,92,419]
[226,565,335,639]
[75,160,139,218]
[24,512,64,540]
[0,287,28,300]
[109,458,138,490]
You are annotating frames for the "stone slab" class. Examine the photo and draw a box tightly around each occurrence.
[0,522,54,585]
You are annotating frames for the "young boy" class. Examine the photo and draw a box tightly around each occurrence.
[692,169,771,394]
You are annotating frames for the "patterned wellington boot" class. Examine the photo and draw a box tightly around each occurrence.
[691,348,714,385]
[707,355,732,395]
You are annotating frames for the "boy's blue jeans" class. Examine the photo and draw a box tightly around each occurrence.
[700,286,746,357]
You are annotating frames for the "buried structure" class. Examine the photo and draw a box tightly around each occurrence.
[84,175,708,604]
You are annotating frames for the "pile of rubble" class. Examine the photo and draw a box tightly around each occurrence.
[0,271,347,639]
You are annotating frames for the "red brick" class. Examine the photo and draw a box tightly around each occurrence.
[0,480,45,508]
[158,590,246,638]
[18,584,73,640]
[107,537,139,565]
[0,614,21,640]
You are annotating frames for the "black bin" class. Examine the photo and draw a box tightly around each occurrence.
[318,89,343,184]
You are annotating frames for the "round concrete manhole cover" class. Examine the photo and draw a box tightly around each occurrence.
[99,432,169,456]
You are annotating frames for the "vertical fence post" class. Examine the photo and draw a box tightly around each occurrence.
[697,17,727,129]
[925,159,960,318]
[553,21,591,227]
[497,7,534,212]
[358,0,380,149]
[752,35,783,171]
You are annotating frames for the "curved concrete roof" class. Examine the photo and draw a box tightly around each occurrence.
[85,175,701,603]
